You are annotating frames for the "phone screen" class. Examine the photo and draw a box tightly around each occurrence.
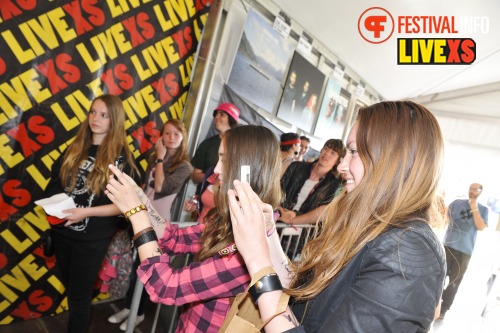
[114,156,125,170]
[114,156,125,180]
[241,165,250,184]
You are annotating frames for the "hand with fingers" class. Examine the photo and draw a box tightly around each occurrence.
[105,164,144,213]
[228,180,273,275]
[62,207,88,227]
[277,208,296,224]
[156,138,167,161]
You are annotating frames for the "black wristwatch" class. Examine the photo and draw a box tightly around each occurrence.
[155,159,163,164]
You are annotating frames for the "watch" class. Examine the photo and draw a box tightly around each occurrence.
[155,159,163,164]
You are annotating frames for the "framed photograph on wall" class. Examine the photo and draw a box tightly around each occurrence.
[276,51,326,133]
[313,78,351,140]
[227,8,296,113]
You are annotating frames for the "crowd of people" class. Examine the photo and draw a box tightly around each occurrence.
[40,95,491,333]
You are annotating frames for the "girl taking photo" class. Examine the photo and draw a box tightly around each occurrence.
[105,125,283,333]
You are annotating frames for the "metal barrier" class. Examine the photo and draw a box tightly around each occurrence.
[279,223,317,262]
[124,222,316,333]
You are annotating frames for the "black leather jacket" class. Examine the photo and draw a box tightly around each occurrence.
[287,221,446,332]
[281,161,341,214]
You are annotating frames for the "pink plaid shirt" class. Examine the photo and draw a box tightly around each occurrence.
[137,223,250,332]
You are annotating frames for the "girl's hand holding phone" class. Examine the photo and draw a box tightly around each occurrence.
[105,164,143,213]
[228,180,273,274]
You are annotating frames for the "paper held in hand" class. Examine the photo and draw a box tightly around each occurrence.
[35,193,76,219]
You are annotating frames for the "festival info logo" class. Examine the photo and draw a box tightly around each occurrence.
[358,7,477,65]
[358,7,394,44]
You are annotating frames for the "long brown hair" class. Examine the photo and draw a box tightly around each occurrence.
[196,125,282,261]
[148,119,190,173]
[289,101,444,300]
[60,94,138,196]
[322,138,346,176]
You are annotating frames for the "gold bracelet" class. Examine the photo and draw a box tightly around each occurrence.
[125,204,147,218]
[470,208,478,212]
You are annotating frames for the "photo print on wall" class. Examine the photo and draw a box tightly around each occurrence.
[227,8,296,113]
[276,51,326,133]
[313,78,351,140]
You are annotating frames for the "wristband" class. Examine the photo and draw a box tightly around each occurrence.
[132,227,154,242]
[133,230,158,248]
[266,224,276,237]
[155,159,163,164]
[125,204,147,218]
[218,243,238,256]
[470,208,478,212]
[265,211,278,237]
[289,216,298,231]
[248,273,283,303]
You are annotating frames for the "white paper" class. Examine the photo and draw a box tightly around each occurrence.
[35,193,76,219]
[333,66,344,81]
[297,35,312,55]
[273,16,291,39]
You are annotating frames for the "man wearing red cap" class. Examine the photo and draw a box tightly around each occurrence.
[280,132,301,177]
[191,102,240,185]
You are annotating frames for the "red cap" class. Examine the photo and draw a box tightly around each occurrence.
[213,103,240,122]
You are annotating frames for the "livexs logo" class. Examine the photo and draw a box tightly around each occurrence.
[358,7,482,65]
[397,38,475,64]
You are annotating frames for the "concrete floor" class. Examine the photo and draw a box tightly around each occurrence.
[2,229,499,333]
[2,269,498,333]
[431,274,500,333]
[0,298,170,333]
[431,227,500,333]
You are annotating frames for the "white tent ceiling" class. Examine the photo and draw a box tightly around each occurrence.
[264,0,500,193]
[271,0,500,108]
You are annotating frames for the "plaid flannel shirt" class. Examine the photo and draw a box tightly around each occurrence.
[138,223,250,332]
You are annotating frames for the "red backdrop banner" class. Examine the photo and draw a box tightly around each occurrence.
[0,0,210,324]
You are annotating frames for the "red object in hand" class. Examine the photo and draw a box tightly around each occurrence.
[46,216,66,226]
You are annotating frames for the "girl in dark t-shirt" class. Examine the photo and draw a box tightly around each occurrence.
[45,94,139,333]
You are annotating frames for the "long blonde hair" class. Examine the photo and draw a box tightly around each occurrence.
[289,101,444,300]
[196,125,282,261]
[60,94,138,196]
[148,119,190,173]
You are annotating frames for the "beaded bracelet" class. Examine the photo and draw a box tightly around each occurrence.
[132,227,154,242]
[218,243,238,256]
[132,230,158,248]
[125,204,147,218]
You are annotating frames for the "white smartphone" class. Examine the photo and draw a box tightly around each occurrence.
[240,165,251,184]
